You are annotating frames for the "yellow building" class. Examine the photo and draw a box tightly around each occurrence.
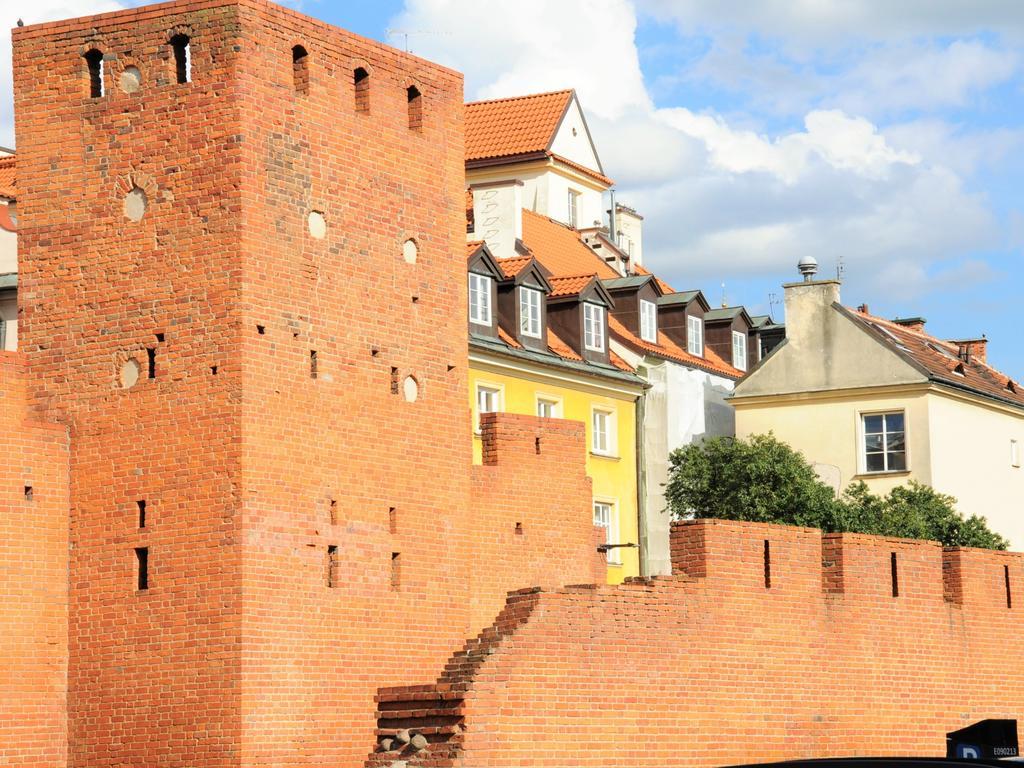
[467,241,645,583]
[732,274,1024,550]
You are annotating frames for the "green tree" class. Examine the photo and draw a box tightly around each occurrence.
[665,433,1007,550]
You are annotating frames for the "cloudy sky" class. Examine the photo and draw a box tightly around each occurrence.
[3,1,1023,374]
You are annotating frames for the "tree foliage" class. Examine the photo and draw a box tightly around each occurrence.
[665,433,1007,550]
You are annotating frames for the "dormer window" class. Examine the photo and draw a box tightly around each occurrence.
[732,330,748,372]
[584,302,606,352]
[468,273,492,326]
[519,287,542,338]
[687,315,703,357]
[640,299,657,343]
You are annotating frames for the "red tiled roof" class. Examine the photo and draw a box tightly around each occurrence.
[631,265,676,295]
[608,315,744,380]
[522,209,618,279]
[492,320,636,375]
[548,274,598,298]
[497,327,522,349]
[549,152,614,187]
[547,328,583,362]
[465,90,573,163]
[496,256,532,279]
[466,240,485,256]
[844,308,1024,409]
[609,349,635,373]
[0,155,15,200]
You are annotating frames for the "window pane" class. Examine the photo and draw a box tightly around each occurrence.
[863,415,884,434]
[865,453,885,472]
[864,433,883,452]
[888,451,907,471]
[884,413,905,432]
[886,433,905,452]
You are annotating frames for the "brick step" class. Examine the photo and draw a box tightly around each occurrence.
[376,724,462,737]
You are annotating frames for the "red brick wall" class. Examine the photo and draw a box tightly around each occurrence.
[0,353,69,768]
[413,519,1024,768]
[469,412,604,629]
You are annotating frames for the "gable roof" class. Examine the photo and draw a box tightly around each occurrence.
[0,155,15,200]
[466,241,505,280]
[840,306,1024,411]
[704,306,754,326]
[601,274,661,294]
[465,90,573,163]
[521,209,618,280]
[658,289,707,310]
[608,315,743,380]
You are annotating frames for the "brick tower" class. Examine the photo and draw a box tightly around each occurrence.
[13,2,471,765]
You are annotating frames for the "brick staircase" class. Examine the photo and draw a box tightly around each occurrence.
[365,588,542,767]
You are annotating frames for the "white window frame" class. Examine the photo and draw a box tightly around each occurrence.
[732,330,748,372]
[519,286,542,338]
[474,383,503,432]
[468,272,492,326]
[1012,439,1020,469]
[593,499,620,564]
[639,299,658,343]
[583,303,606,352]
[859,410,908,475]
[687,315,703,357]
[536,395,562,419]
[567,188,580,228]
[591,407,616,457]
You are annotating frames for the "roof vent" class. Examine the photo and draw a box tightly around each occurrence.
[797,255,818,281]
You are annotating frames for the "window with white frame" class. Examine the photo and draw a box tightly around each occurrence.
[639,299,657,343]
[519,287,542,338]
[536,397,561,419]
[593,501,619,563]
[591,408,615,455]
[862,412,907,473]
[475,384,502,431]
[468,273,492,326]
[1012,439,1020,469]
[583,303,606,352]
[687,315,703,357]
[567,189,580,228]
[732,330,748,372]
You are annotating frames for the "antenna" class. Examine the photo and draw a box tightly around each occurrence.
[837,253,845,282]
[720,282,727,308]
[768,292,779,319]
[385,28,450,53]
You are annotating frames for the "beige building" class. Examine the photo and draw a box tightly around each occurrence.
[732,274,1024,549]
[0,150,15,351]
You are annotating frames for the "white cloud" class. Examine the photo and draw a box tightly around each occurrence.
[0,0,127,147]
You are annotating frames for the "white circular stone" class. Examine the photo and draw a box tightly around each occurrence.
[120,358,140,389]
[124,187,148,222]
[402,238,418,264]
[308,211,327,239]
[402,375,419,403]
[120,66,142,94]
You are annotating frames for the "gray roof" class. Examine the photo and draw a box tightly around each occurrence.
[657,290,701,307]
[0,272,15,291]
[748,314,773,327]
[704,306,745,322]
[469,333,645,388]
[601,275,651,291]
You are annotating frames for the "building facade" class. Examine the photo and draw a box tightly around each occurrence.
[733,277,1024,549]
[0,151,15,351]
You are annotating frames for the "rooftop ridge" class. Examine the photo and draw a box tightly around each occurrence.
[465,89,573,107]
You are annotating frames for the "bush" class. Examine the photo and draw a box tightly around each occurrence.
[665,433,1007,550]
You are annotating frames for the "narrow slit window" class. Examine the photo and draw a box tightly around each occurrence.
[389,507,397,534]
[135,547,149,591]
[763,540,772,589]
[170,34,191,83]
[329,499,337,526]
[310,350,318,379]
[407,85,422,130]
[147,348,156,379]
[24,486,33,501]
[390,367,399,395]
[292,45,309,94]
[137,500,146,528]
[1005,565,1013,609]
[326,545,338,588]
[890,552,899,598]
[391,552,401,590]
[354,67,369,112]
[85,49,104,98]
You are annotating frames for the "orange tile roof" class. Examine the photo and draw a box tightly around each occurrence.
[496,256,532,279]
[548,152,614,187]
[844,308,1024,410]
[489,320,636,375]
[609,349,635,373]
[0,155,15,200]
[548,274,598,298]
[608,315,744,379]
[632,264,676,294]
[465,90,573,163]
[522,209,618,280]
[547,328,583,361]
[466,240,485,256]
[497,327,522,349]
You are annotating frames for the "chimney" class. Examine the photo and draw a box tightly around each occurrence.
[783,258,840,349]
[469,180,523,259]
[950,337,987,365]
[892,316,926,334]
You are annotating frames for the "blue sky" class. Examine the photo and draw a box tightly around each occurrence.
[2,0,1023,375]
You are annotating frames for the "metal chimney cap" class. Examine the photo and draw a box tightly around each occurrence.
[797,255,819,281]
